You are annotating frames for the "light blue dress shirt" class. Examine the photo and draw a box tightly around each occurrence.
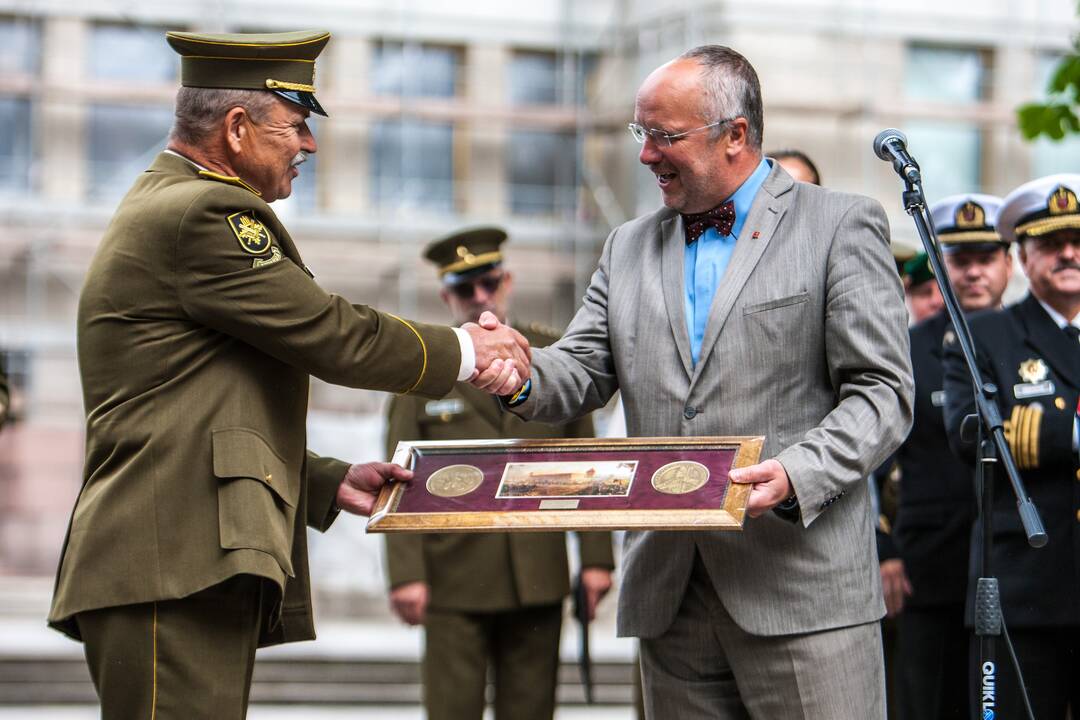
[684,158,772,365]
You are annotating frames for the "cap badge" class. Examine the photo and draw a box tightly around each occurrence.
[456,245,476,265]
[955,201,985,229]
[1048,186,1078,216]
[227,211,272,255]
[1018,358,1049,384]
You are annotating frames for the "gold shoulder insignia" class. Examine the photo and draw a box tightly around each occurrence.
[227,211,272,255]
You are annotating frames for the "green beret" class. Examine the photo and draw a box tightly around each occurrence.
[902,252,934,289]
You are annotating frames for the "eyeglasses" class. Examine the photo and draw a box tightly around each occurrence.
[448,273,505,300]
[627,117,736,147]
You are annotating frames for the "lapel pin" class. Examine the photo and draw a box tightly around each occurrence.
[751,231,760,239]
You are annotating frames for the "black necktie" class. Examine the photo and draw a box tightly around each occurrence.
[1065,326,1079,343]
[682,201,735,245]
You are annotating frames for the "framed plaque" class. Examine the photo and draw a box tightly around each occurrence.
[366,436,764,533]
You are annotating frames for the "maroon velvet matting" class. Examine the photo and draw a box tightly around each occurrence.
[395,447,737,513]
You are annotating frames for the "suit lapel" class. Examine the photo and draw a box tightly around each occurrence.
[691,165,792,381]
[1018,295,1080,389]
[660,212,694,378]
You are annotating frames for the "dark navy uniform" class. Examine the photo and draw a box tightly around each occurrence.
[892,311,974,719]
[943,294,1080,718]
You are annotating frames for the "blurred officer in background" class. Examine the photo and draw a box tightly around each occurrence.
[384,227,615,720]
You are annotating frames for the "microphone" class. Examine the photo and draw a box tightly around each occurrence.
[873,129,921,185]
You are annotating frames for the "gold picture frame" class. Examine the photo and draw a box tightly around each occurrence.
[366,436,764,533]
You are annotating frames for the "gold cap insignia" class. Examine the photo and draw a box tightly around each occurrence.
[1049,186,1079,216]
[1018,358,1049,384]
[955,201,986,229]
[227,211,272,255]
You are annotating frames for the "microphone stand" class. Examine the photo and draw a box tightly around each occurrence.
[890,166,1046,720]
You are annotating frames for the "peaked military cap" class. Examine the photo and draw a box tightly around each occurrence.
[166,30,330,116]
[998,173,1080,245]
[901,252,934,289]
[929,193,1006,252]
[423,227,507,285]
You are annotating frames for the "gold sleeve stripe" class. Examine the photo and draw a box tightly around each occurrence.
[1028,405,1043,469]
[1006,406,1022,464]
[387,313,429,394]
[1020,406,1034,469]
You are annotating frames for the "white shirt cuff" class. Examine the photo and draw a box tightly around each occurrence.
[453,327,476,382]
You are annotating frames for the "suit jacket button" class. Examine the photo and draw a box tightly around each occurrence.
[684,406,697,420]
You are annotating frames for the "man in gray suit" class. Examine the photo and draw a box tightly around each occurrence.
[501,46,913,717]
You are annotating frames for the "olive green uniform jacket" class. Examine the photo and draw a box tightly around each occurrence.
[49,152,461,647]
[385,326,615,611]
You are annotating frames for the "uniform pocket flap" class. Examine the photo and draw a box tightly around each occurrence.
[212,428,296,507]
[742,291,810,315]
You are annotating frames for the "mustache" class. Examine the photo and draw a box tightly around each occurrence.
[291,151,308,168]
[1053,262,1080,273]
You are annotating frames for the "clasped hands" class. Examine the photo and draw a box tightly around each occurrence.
[462,310,532,396]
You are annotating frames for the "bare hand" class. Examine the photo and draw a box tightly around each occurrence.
[335,462,411,516]
[880,558,913,618]
[389,581,429,625]
[580,567,613,622]
[463,311,531,392]
[728,459,793,518]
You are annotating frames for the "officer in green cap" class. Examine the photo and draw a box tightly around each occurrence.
[902,252,944,323]
[47,31,531,718]
[384,227,615,720]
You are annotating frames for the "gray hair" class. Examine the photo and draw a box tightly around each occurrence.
[170,87,278,145]
[678,45,763,151]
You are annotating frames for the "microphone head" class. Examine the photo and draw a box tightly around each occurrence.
[873,128,907,161]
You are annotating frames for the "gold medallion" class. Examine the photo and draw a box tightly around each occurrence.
[427,464,484,498]
[651,461,710,495]
[1018,358,1049,384]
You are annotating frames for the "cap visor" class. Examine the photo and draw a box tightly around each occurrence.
[272,89,328,117]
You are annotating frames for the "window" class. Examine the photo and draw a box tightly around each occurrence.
[372,41,458,98]
[0,16,39,74]
[0,97,32,195]
[509,52,558,105]
[508,129,577,215]
[371,119,454,211]
[1031,53,1080,177]
[508,50,597,106]
[88,104,174,202]
[905,45,988,200]
[90,24,177,83]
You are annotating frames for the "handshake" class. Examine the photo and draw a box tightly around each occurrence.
[461,311,532,397]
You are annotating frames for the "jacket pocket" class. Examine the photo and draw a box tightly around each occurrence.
[212,428,297,577]
[742,291,810,315]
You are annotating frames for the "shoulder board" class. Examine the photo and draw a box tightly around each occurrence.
[198,170,262,197]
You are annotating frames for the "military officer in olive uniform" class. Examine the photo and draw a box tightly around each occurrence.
[385,227,616,720]
[944,175,1080,719]
[47,32,530,720]
[892,194,1012,720]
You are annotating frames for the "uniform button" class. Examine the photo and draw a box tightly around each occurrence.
[1076,509,1080,522]
[1075,469,1080,482]
[684,406,697,420]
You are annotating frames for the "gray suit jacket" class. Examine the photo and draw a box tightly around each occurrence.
[512,162,913,638]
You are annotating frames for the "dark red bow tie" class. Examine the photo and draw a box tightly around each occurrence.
[682,201,735,245]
